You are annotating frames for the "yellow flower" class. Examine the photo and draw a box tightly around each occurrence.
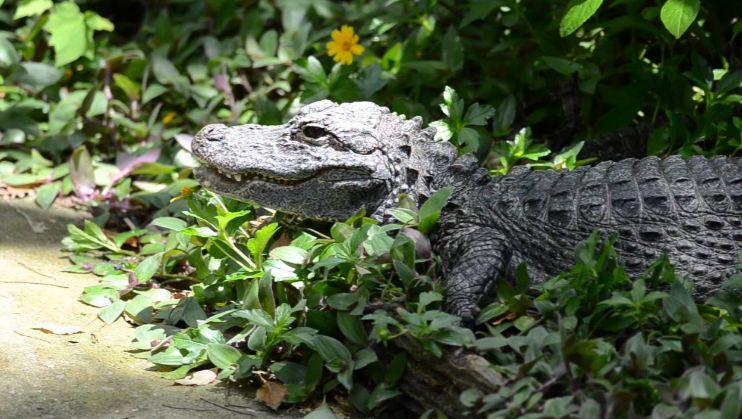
[162,111,176,125]
[326,25,364,65]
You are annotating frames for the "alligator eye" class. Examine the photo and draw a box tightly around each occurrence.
[302,125,329,139]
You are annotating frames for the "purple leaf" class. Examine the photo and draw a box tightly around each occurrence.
[174,134,193,152]
[69,146,96,201]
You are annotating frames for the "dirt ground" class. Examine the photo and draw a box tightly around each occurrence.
[0,198,302,419]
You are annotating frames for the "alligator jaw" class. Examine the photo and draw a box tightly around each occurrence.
[195,166,310,187]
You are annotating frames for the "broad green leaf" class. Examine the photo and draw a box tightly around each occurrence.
[69,146,95,198]
[684,370,721,400]
[464,103,495,126]
[660,0,700,39]
[559,0,604,37]
[353,348,377,370]
[247,222,279,266]
[429,120,453,142]
[206,343,242,370]
[98,300,126,324]
[84,11,113,31]
[166,297,207,328]
[441,27,464,73]
[35,181,61,209]
[304,402,337,419]
[368,386,401,410]
[150,217,188,232]
[13,0,53,19]
[312,335,352,372]
[142,84,168,105]
[269,246,307,265]
[234,308,275,330]
[113,73,141,100]
[80,285,118,307]
[152,50,181,85]
[337,312,368,346]
[44,2,87,66]
[12,62,63,88]
[721,383,742,419]
[0,38,18,67]
[134,253,163,282]
[418,186,453,234]
[542,56,582,75]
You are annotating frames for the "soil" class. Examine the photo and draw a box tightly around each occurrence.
[0,198,302,419]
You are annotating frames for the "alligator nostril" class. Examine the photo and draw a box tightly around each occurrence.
[199,124,226,142]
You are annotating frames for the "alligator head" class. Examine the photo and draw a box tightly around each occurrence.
[192,100,474,222]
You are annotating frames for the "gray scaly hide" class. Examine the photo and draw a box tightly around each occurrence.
[193,100,742,324]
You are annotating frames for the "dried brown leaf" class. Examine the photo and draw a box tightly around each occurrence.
[256,380,287,410]
[33,323,83,335]
[174,369,217,386]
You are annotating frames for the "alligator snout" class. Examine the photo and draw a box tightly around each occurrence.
[196,123,227,142]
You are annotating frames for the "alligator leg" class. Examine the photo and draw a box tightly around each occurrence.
[440,228,509,326]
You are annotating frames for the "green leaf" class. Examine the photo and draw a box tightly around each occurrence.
[142,84,168,105]
[368,386,401,410]
[542,56,582,75]
[247,222,279,267]
[429,120,454,142]
[206,343,242,370]
[684,370,721,400]
[660,0,700,39]
[44,2,87,66]
[304,402,337,419]
[113,74,141,100]
[721,383,742,419]
[80,285,118,307]
[418,187,453,234]
[0,38,18,67]
[13,0,53,19]
[337,312,368,347]
[152,50,181,85]
[166,297,207,328]
[441,27,464,73]
[559,0,604,37]
[353,348,377,370]
[234,308,275,330]
[35,182,61,209]
[464,103,495,126]
[269,246,308,265]
[150,217,188,232]
[98,300,126,324]
[84,11,113,31]
[134,253,163,282]
[312,335,352,372]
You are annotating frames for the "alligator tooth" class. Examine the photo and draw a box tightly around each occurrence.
[234,173,242,182]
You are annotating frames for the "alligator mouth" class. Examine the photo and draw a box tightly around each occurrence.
[198,166,309,186]
[196,165,373,187]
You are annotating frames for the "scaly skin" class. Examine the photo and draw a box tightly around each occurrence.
[192,100,742,324]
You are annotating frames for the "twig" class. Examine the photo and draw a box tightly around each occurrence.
[225,403,258,413]
[199,398,255,416]
[14,330,51,343]
[0,280,68,289]
[17,261,61,282]
[162,404,214,412]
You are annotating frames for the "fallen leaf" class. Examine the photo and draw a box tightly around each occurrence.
[0,183,33,199]
[256,380,287,410]
[491,311,518,325]
[174,369,217,386]
[33,323,83,335]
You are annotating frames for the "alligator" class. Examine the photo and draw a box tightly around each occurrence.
[192,100,742,324]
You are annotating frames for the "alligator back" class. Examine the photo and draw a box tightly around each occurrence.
[487,155,742,296]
